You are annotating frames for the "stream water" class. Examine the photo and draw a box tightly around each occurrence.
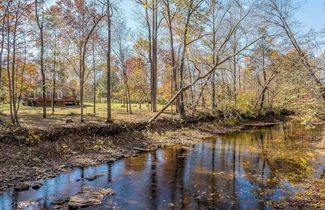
[0,122,324,209]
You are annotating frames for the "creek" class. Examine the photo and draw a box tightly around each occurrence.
[0,122,324,209]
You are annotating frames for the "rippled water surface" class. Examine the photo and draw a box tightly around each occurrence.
[0,123,324,209]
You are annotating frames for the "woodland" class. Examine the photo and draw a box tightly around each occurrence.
[0,0,325,209]
[0,0,324,127]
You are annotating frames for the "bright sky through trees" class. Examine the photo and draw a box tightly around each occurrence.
[121,0,325,31]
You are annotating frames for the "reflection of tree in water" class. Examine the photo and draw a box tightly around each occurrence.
[149,152,158,208]
[186,139,241,209]
[217,127,287,207]
[238,124,317,197]
[170,147,186,209]
[261,125,316,182]
[107,163,112,183]
[248,130,278,208]
[170,123,322,209]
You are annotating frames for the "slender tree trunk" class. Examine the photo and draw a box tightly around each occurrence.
[233,51,237,103]
[122,65,132,114]
[187,60,194,105]
[93,75,96,114]
[144,0,153,111]
[0,1,11,105]
[260,45,267,112]
[10,1,22,125]
[211,0,217,111]
[0,22,5,97]
[151,0,158,112]
[80,75,84,123]
[106,0,112,122]
[92,39,96,114]
[125,87,129,113]
[211,71,216,110]
[177,4,193,119]
[35,0,47,119]
[79,15,104,122]
[52,34,57,115]
[162,0,179,113]
[52,73,56,114]
[80,44,85,122]
[127,83,132,114]
[12,18,18,124]
[6,23,14,124]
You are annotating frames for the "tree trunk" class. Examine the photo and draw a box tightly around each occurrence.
[177,4,193,119]
[151,0,158,112]
[6,23,14,124]
[0,1,11,107]
[52,34,57,115]
[211,71,216,110]
[12,18,18,124]
[79,15,104,122]
[127,84,132,114]
[93,75,96,114]
[52,74,56,114]
[35,0,47,119]
[92,39,96,114]
[80,76,84,123]
[106,0,112,122]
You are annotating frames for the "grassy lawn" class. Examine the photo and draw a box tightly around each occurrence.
[0,102,177,130]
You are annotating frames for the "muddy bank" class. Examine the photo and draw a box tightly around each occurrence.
[0,114,287,192]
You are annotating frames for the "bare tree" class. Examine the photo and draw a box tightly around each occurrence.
[264,0,325,99]
[106,0,113,122]
[162,0,180,113]
[149,4,259,123]
[0,1,12,97]
[135,0,159,112]
[35,0,47,119]
[113,16,132,114]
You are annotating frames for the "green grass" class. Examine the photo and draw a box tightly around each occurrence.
[0,102,176,129]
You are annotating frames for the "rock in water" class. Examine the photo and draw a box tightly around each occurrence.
[68,186,114,209]
[14,183,30,191]
[31,182,43,190]
[52,198,70,205]
[85,175,99,181]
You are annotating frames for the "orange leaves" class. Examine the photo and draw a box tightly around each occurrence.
[126,57,145,76]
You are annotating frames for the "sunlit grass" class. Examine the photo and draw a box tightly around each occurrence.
[0,102,176,129]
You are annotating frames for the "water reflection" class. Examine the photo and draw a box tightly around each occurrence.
[0,123,323,209]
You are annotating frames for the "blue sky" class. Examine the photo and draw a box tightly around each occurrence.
[296,0,325,31]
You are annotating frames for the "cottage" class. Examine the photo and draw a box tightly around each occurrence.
[23,84,79,107]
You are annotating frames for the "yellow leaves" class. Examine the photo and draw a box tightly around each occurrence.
[299,157,307,164]
[25,63,37,75]
[139,0,153,9]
